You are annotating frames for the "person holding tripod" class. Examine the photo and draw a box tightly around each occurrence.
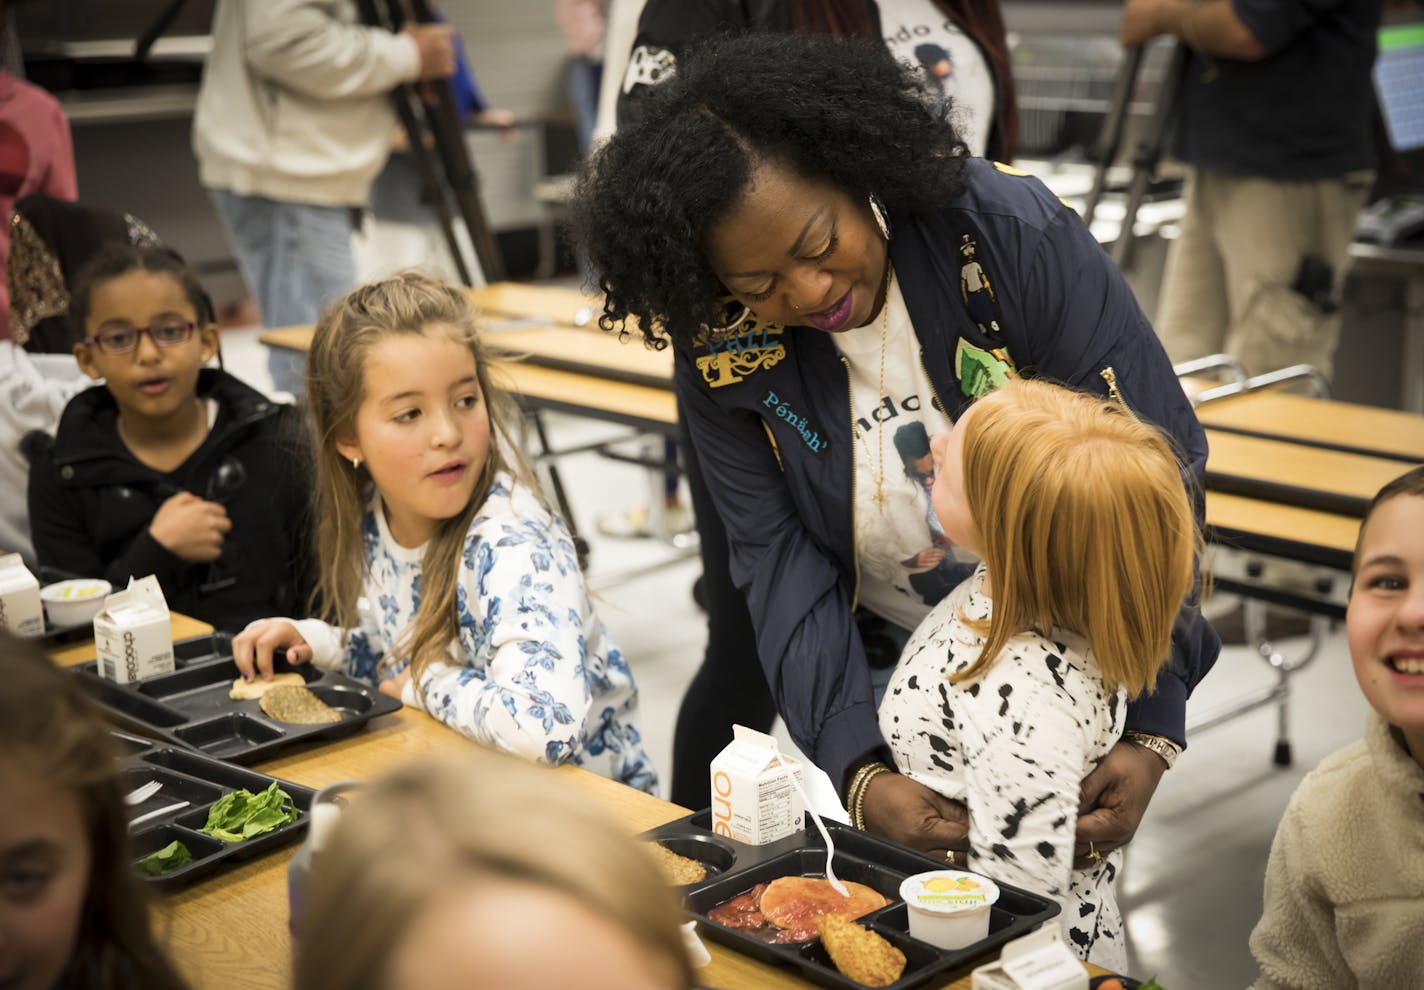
[1119,0,1382,382]
[192,0,456,392]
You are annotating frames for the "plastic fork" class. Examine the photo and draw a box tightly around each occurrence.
[129,800,189,828]
[124,780,163,806]
[771,746,850,898]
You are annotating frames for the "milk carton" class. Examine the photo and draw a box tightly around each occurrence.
[970,924,1089,990]
[0,553,44,637]
[93,575,174,684]
[709,725,805,845]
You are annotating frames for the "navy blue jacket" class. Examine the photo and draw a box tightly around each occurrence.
[674,159,1220,793]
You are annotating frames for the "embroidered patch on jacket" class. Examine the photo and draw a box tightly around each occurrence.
[697,314,787,388]
[761,389,828,456]
[958,233,1006,339]
[991,161,1033,178]
[955,338,1016,399]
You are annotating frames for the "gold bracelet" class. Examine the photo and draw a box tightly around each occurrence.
[845,760,884,813]
[846,762,877,829]
[850,763,893,830]
[1124,731,1182,770]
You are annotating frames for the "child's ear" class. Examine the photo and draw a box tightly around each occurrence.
[198,323,220,364]
[334,433,362,467]
[72,342,104,381]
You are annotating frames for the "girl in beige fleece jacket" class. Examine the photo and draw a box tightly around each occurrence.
[1250,465,1424,988]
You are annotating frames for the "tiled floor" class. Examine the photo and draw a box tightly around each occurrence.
[220,320,1369,990]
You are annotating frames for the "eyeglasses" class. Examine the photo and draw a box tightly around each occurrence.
[87,319,197,355]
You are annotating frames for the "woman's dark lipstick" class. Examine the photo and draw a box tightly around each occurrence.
[803,291,854,333]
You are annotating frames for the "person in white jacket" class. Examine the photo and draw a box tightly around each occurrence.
[0,342,85,565]
[192,0,456,391]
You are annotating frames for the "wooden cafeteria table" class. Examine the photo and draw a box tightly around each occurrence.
[48,625,1102,990]
[1204,492,1361,573]
[1204,428,1420,518]
[259,324,679,434]
[1195,390,1424,463]
[469,281,601,327]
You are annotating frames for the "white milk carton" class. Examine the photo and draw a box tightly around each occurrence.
[709,725,805,845]
[93,575,174,684]
[0,553,44,637]
[970,924,1089,990]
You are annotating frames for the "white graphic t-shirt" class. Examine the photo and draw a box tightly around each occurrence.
[834,273,959,631]
[878,0,995,157]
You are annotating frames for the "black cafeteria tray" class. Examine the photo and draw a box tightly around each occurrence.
[112,730,315,891]
[72,633,402,764]
[40,616,96,647]
[644,811,1061,990]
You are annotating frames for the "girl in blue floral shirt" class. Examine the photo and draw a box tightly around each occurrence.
[233,273,657,793]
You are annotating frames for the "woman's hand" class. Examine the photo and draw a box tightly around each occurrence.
[1120,0,1172,47]
[1073,740,1167,867]
[379,668,412,700]
[861,772,970,860]
[233,620,312,682]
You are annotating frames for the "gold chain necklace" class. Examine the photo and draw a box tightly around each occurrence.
[853,265,892,513]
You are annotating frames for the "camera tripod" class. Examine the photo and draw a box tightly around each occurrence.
[355,0,506,284]
[1081,40,1190,271]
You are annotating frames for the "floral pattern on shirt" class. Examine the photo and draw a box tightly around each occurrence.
[878,564,1126,969]
[304,472,657,794]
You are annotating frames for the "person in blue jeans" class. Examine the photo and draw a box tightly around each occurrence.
[192,0,456,393]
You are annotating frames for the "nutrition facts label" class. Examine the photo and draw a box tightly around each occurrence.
[754,775,803,844]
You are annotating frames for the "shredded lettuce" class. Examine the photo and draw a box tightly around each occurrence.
[136,839,193,875]
[198,781,300,843]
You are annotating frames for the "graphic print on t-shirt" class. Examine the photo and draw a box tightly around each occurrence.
[837,271,961,631]
[855,393,963,611]
[878,0,995,157]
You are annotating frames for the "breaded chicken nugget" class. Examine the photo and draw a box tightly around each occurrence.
[651,843,707,885]
[817,913,907,987]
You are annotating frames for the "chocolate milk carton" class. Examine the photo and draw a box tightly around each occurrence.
[709,725,805,845]
[93,575,174,684]
[0,553,44,637]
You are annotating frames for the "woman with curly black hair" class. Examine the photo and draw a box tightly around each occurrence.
[575,32,1219,865]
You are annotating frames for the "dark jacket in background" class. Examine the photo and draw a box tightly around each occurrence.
[28,368,314,633]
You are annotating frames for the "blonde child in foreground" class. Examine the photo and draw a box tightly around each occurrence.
[293,752,694,990]
[232,272,656,793]
[1249,465,1424,988]
[879,378,1198,969]
[0,632,188,990]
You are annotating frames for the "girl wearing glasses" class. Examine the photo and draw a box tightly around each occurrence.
[27,243,314,633]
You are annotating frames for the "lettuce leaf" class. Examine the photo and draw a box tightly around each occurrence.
[199,781,299,843]
[137,839,193,875]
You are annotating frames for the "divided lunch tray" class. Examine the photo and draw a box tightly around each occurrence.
[113,730,316,890]
[645,812,1061,990]
[72,633,402,765]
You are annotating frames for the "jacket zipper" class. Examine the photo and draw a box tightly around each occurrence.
[1100,366,1130,411]
[840,355,861,611]
[760,421,783,470]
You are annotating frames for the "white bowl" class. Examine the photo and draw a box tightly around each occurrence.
[40,579,112,627]
[899,869,1000,950]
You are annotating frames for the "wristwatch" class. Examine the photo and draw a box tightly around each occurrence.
[1124,731,1182,770]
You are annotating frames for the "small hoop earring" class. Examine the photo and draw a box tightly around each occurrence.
[350,456,362,470]
[869,194,891,240]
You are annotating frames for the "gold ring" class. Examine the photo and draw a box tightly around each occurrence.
[1088,841,1104,864]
